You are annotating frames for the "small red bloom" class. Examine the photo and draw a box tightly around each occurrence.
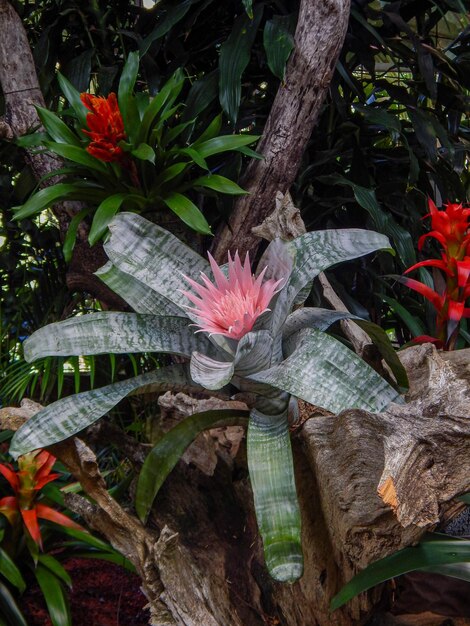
[80,93,127,164]
[0,450,82,549]
[403,198,470,350]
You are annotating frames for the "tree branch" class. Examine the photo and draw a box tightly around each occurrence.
[211,0,351,262]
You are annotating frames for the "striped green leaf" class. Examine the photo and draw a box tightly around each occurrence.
[9,365,199,458]
[250,328,402,414]
[95,262,184,315]
[23,313,214,361]
[248,407,303,582]
[103,213,210,315]
[135,409,249,523]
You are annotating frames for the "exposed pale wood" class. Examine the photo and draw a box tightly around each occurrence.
[212,0,351,262]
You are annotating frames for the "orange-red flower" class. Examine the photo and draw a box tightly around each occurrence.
[80,93,127,164]
[402,199,470,349]
[0,450,82,549]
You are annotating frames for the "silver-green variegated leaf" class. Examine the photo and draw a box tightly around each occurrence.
[104,213,209,315]
[266,230,392,337]
[190,330,274,389]
[9,365,199,458]
[248,406,303,582]
[282,308,359,342]
[23,313,215,361]
[249,328,402,414]
[287,229,392,295]
[96,261,184,316]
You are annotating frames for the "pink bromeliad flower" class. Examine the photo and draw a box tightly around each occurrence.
[182,251,283,340]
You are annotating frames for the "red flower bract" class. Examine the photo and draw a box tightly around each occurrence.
[0,450,82,549]
[403,199,470,350]
[80,92,127,164]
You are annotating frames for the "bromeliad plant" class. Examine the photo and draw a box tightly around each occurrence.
[401,199,470,350]
[0,449,82,549]
[9,214,406,582]
[0,448,135,626]
[14,52,256,259]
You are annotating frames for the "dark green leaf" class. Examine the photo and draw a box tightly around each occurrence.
[219,5,263,123]
[118,51,140,136]
[13,183,84,220]
[131,143,155,163]
[192,174,246,195]
[0,547,26,592]
[331,535,470,611]
[162,192,212,234]
[38,555,72,589]
[136,409,248,522]
[194,134,258,158]
[34,565,71,626]
[89,194,129,246]
[263,15,295,81]
[36,107,81,146]
[0,581,28,626]
[43,142,109,174]
[63,208,90,262]
[57,73,87,126]
[140,1,194,57]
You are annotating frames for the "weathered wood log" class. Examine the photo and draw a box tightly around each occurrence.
[3,344,470,625]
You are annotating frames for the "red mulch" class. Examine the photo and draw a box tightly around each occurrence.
[22,557,150,626]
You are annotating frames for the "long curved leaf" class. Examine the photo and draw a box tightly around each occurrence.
[248,407,303,582]
[57,72,87,127]
[162,192,212,234]
[249,328,402,414]
[135,409,249,522]
[44,142,109,175]
[219,6,263,123]
[88,194,128,245]
[0,546,26,592]
[331,535,470,611]
[103,212,210,315]
[10,365,199,458]
[36,107,81,146]
[23,313,214,361]
[34,564,71,626]
[95,262,184,315]
[13,183,83,220]
[0,581,28,626]
[263,15,295,81]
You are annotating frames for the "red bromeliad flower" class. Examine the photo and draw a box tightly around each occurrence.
[0,450,82,549]
[80,93,127,164]
[402,198,470,350]
[182,251,283,340]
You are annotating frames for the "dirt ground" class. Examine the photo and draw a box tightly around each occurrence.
[22,557,150,626]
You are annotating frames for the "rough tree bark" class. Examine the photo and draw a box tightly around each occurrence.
[211,0,351,262]
[3,345,470,625]
[0,0,124,306]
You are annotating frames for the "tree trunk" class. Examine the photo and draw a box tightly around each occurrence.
[211,0,351,262]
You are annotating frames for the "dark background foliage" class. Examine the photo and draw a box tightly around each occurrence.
[1,0,469,405]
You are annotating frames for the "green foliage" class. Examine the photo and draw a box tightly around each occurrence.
[332,533,470,611]
[13,56,258,257]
